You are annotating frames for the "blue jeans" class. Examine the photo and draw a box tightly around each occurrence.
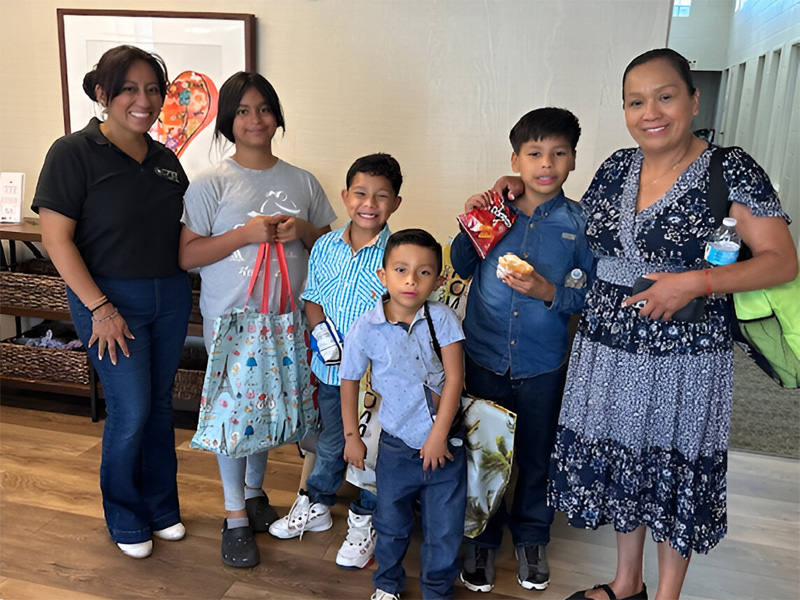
[305,381,376,513]
[67,272,191,544]
[373,431,466,600]
[464,353,567,548]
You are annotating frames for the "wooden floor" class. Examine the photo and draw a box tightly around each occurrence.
[1,399,798,600]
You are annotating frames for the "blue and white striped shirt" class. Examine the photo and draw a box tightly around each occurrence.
[301,223,391,385]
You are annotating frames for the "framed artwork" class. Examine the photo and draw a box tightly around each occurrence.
[57,9,255,177]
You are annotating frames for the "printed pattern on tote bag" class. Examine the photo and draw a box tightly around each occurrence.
[191,243,318,458]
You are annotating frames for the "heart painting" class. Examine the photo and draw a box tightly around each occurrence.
[150,71,219,158]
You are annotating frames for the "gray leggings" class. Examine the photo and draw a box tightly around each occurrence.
[204,319,270,512]
[216,451,269,511]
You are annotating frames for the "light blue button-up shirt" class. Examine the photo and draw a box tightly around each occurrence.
[451,192,595,379]
[301,224,391,385]
[339,299,464,449]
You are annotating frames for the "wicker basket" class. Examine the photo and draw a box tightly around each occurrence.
[0,341,90,386]
[172,342,207,402]
[0,259,69,312]
[173,368,205,402]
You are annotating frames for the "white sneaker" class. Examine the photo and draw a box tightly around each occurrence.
[335,509,376,569]
[153,522,186,541]
[268,491,332,540]
[116,540,153,559]
[371,590,400,600]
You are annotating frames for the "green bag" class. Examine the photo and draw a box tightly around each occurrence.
[733,273,800,388]
[709,146,800,388]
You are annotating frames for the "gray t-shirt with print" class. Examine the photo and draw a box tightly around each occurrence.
[182,158,336,345]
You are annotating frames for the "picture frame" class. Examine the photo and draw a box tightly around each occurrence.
[57,9,256,177]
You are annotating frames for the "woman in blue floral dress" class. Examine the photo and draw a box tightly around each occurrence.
[544,50,797,600]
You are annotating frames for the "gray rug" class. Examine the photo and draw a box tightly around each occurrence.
[730,346,800,458]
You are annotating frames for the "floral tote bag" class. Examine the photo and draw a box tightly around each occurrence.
[191,242,318,458]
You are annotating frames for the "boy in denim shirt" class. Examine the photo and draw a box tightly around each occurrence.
[269,154,402,571]
[451,108,594,592]
[341,229,466,600]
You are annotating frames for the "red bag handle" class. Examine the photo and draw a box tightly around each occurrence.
[244,242,295,314]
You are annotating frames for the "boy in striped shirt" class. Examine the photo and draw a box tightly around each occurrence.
[269,153,403,571]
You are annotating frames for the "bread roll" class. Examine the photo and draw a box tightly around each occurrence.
[498,253,533,275]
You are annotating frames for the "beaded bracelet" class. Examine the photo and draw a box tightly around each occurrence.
[92,308,119,323]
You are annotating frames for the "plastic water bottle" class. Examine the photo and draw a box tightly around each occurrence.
[704,217,741,267]
[564,268,587,289]
[704,217,740,299]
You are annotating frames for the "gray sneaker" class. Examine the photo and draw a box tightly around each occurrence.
[516,544,550,590]
[460,544,496,593]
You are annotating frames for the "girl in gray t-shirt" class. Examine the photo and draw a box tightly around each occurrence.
[179,72,336,568]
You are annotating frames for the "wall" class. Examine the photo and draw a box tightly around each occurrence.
[0,0,670,237]
[669,0,735,70]
[728,0,800,65]
[722,0,800,246]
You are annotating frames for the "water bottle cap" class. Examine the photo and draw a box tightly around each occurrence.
[570,268,583,278]
[722,217,737,227]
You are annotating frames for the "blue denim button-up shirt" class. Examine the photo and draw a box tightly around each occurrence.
[451,192,595,379]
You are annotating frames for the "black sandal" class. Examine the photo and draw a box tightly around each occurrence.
[221,520,260,568]
[566,583,648,600]
[245,494,279,533]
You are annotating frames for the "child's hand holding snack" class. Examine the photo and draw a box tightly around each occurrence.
[497,255,555,302]
[457,190,517,259]
[464,191,493,212]
[496,253,534,278]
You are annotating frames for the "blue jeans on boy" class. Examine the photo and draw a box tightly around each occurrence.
[464,353,567,549]
[305,381,376,513]
[373,431,466,600]
[67,272,191,544]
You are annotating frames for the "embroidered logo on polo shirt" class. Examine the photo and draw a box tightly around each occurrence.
[561,232,576,240]
[154,167,179,183]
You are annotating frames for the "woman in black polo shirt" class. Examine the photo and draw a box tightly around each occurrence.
[33,46,191,559]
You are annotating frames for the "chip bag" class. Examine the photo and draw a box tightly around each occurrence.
[456,191,517,259]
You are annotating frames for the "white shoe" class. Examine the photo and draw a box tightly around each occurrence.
[268,491,332,540]
[371,589,400,600]
[116,540,153,559]
[153,522,186,541]
[336,509,376,569]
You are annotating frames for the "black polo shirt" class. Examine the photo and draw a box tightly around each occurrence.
[33,118,189,278]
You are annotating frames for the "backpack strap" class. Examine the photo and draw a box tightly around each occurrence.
[707,145,752,260]
[707,144,729,227]
[423,301,465,433]
[424,301,442,362]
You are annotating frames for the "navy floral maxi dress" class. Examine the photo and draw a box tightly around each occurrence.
[548,145,790,557]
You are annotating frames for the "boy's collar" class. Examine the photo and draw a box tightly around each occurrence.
[340,222,391,251]
[367,292,427,327]
[510,190,567,218]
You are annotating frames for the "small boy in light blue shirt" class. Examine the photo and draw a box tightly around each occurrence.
[340,229,466,600]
